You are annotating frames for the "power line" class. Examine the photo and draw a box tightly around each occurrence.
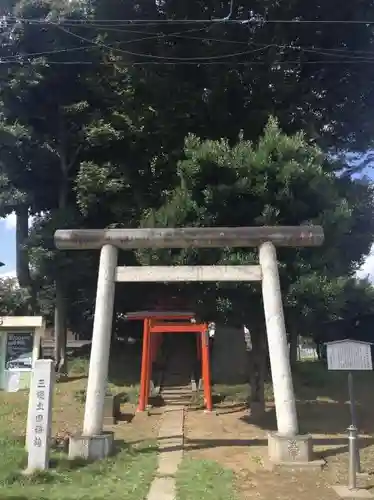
[2,18,374,64]
[7,16,374,25]
[56,24,273,61]
[51,22,374,57]
[5,18,374,60]
[54,23,213,39]
[0,26,213,62]
[59,24,214,44]
[53,29,374,63]
[0,45,95,62]
[2,38,374,65]
[4,59,374,66]
[126,60,374,65]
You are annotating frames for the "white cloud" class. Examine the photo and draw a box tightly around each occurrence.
[0,270,17,279]
[2,212,35,231]
[357,244,374,282]
[4,212,16,230]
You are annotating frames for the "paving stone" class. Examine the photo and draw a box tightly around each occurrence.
[147,477,176,500]
[146,393,186,500]
[157,450,184,476]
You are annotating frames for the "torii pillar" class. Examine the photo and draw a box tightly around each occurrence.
[54,225,324,465]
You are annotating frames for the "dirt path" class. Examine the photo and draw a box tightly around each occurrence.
[184,403,374,500]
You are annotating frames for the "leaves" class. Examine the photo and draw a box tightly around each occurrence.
[137,118,374,331]
[0,0,374,340]
[0,277,32,315]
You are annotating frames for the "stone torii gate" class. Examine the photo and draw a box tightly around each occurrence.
[54,225,324,464]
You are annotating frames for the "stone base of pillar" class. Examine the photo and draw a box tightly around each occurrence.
[332,485,373,499]
[68,431,114,461]
[268,432,324,469]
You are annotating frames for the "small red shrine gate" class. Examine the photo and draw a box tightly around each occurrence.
[125,311,212,412]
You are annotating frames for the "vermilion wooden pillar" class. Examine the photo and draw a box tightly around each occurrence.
[138,318,151,412]
[200,329,213,411]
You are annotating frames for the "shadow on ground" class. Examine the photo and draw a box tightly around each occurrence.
[243,399,374,435]
[142,434,374,461]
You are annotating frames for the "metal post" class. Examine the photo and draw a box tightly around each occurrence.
[348,372,361,473]
[348,424,358,490]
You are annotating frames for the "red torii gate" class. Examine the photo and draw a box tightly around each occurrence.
[125,311,212,412]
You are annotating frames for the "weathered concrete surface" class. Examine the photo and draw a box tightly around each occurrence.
[157,450,184,476]
[68,432,114,460]
[147,394,186,500]
[147,477,176,500]
[260,241,298,436]
[332,485,373,499]
[156,406,184,478]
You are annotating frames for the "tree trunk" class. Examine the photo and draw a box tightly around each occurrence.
[54,121,81,376]
[54,277,67,375]
[248,329,266,416]
[54,152,69,375]
[16,206,38,313]
[16,205,31,287]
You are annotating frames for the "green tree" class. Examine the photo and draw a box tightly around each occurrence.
[0,277,32,315]
[92,0,374,153]
[0,0,105,373]
[0,0,160,362]
[137,118,374,401]
[56,0,374,228]
[1,0,374,392]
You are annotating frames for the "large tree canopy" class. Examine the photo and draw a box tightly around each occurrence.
[137,119,374,331]
[0,0,374,351]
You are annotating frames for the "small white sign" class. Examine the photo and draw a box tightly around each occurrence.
[26,360,54,471]
[7,371,20,392]
[327,340,373,371]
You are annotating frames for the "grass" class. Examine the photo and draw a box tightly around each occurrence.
[293,359,374,402]
[3,352,373,500]
[0,438,157,499]
[213,382,274,404]
[0,356,158,500]
[69,357,89,376]
[213,360,374,406]
[176,458,239,500]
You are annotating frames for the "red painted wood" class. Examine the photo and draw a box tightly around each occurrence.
[201,330,213,411]
[138,319,150,412]
[137,314,212,412]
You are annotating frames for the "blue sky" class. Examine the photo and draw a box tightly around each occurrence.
[0,214,17,277]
